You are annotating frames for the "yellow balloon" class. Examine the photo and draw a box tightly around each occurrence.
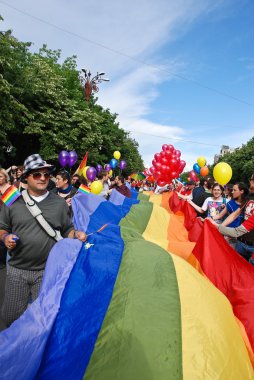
[82,166,90,180]
[113,151,121,160]
[213,162,232,186]
[197,156,206,168]
[108,170,113,177]
[90,180,103,195]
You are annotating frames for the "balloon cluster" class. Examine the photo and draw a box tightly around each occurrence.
[81,151,127,195]
[191,156,209,180]
[109,151,127,171]
[58,151,78,168]
[150,144,186,187]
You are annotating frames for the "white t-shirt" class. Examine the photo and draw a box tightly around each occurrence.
[30,191,49,203]
[201,197,225,219]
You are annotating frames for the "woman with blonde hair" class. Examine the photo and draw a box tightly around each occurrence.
[0,169,11,196]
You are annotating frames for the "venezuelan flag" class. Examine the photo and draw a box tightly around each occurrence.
[0,190,253,379]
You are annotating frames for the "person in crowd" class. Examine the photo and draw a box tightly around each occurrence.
[193,178,214,217]
[6,166,18,184]
[177,180,195,200]
[224,184,233,201]
[191,178,207,204]
[0,169,11,269]
[188,183,226,223]
[13,166,27,192]
[217,173,254,259]
[71,174,81,189]
[0,154,87,327]
[0,169,11,196]
[212,182,248,226]
[52,169,78,208]
[114,176,131,198]
[125,177,131,189]
[97,170,110,198]
[47,174,56,191]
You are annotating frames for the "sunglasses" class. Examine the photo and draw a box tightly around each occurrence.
[29,171,51,180]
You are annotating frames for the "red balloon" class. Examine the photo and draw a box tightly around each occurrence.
[153,171,162,180]
[170,171,178,179]
[150,166,156,174]
[189,170,198,181]
[152,159,157,167]
[162,144,169,151]
[167,144,174,152]
[169,158,179,170]
[179,160,186,173]
[157,179,168,187]
[161,164,171,174]
[175,150,181,157]
[160,151,166,158]
[154,161,162,170]
[160,157,168,165]
[164,150,172,158]
[154,153,160,161]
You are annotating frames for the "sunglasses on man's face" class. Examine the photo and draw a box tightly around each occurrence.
[29,171,51,180]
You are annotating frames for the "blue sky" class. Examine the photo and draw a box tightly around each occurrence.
[1,0,253,171]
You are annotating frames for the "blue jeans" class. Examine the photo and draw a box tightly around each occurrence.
[235,241,254,264]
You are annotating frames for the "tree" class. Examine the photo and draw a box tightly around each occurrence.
[0,19,144,173]
[212,138,254,183]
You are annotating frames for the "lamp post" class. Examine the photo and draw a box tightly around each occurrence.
[81,69,109,101]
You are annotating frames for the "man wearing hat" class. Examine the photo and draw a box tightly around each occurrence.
[0,154,87,327]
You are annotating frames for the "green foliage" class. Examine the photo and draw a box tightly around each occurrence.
[211,138,254,183]
[0,20,144,174]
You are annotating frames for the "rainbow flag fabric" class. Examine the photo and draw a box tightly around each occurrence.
[77,151,89,176]
[78,184,91,195]
[1,185,21,206]
[0,190,253,379]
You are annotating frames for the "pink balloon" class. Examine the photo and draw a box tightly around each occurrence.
[175,150,181,158]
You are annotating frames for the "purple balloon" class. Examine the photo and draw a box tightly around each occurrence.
[86,166,97,182]
[119,160,127,170]
[58,150,69,167]
[104,163,111,172]
[96,164,102,174]
[68,151,78,168]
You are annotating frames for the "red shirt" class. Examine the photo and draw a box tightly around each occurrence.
[242,214,254,232]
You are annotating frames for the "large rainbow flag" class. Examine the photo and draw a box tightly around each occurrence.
[0,190,253,379]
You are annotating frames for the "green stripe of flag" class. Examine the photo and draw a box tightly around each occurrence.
[84,209,182,380]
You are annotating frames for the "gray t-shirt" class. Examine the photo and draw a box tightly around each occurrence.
[0,192,74,270]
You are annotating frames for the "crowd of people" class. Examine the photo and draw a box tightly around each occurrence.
[176,175,254,260]
[0,153,253,329]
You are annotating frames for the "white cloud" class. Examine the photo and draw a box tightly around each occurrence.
[2,0,252,173]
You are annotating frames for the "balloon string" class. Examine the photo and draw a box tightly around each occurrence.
[86,223,109,236]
